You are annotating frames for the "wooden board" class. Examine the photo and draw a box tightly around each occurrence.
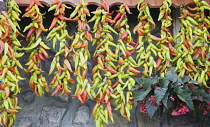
[15,0,210,8]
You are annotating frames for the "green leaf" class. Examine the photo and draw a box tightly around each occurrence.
[159,78,170,88]
[134,78,143,86]
[189,80,201,85]
[152,76,159,84]
[166,68,178,83]
[155,88,167,105]
[173,79,183,88]
[182,76,190,83]
[182,85,194,110]
[162,92,173,108]
[134,81,152,106]
[174,87,186,102]
[146,99,158,118]
[174,86,194,110]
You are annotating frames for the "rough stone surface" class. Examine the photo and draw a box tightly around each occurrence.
[73,106,90,125]
[40,106,66,127]
[14,117,32,127]
[22,91,34,103]
[104,112,129,127]
[136,110,161,127]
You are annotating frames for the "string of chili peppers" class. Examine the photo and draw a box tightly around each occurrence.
[70,0,92,104]
[173,0,210,87]
[155,0,175,77]
[89,0,119,126]
[47,0,74,96]
[22,0,50,97]
[0,0,23,124]
[134,0,162,77]
[107,4,138,122]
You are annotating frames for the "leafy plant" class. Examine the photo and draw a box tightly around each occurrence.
[133,68,210,118]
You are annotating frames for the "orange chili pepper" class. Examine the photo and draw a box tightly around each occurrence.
[38,53,46,61]
[123,3,132,14]
[6,109,18,113]
[106,102,113,117]
[40,46,49,58]
[4,86,10,98]
[52,0,60,5]
[25,1,35,11]
[156,57,162,69]
[36,28,43,39]
[34,0,44,7]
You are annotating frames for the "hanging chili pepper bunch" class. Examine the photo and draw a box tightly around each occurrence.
[22,0,50,97]
[47,0,74,96]
[0,2,23,125]
[89,0,120,126]
[134,0,163,78]
[108,4,140,122]
[173,0,210,88]
[155,0,175,77]
[70,0,92,104]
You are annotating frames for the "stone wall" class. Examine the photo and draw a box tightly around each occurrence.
[12,5,204,127]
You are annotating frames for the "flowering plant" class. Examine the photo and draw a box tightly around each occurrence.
[132,68,210,117]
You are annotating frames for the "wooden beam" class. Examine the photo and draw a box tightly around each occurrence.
[14,0,210,8]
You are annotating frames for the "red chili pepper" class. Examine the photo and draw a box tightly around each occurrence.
[112,81,119,88]
[118,13,126,30]
[101,0,109,12]
[106,102,113,116]
[121,31,128,40]
[105,17,115,23]
[125,50,132,56]
[81,91,87,104]
[107,11,114,16]
[106,88,110,97]
[93,54,99,63]
[56,2,62,12]
[77,89,84,103]
[118,60,125,65]
[34,85,39,96]
[52,85,61,96]
[106,66,117,74]
[178,10,188,19]
[167,42,178,56]
[95,30,101,39]
[99,92,104,103]
[26,27,36,40]
[98,23,103,30]
[85,31,92,42]
[110,13,121,26]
